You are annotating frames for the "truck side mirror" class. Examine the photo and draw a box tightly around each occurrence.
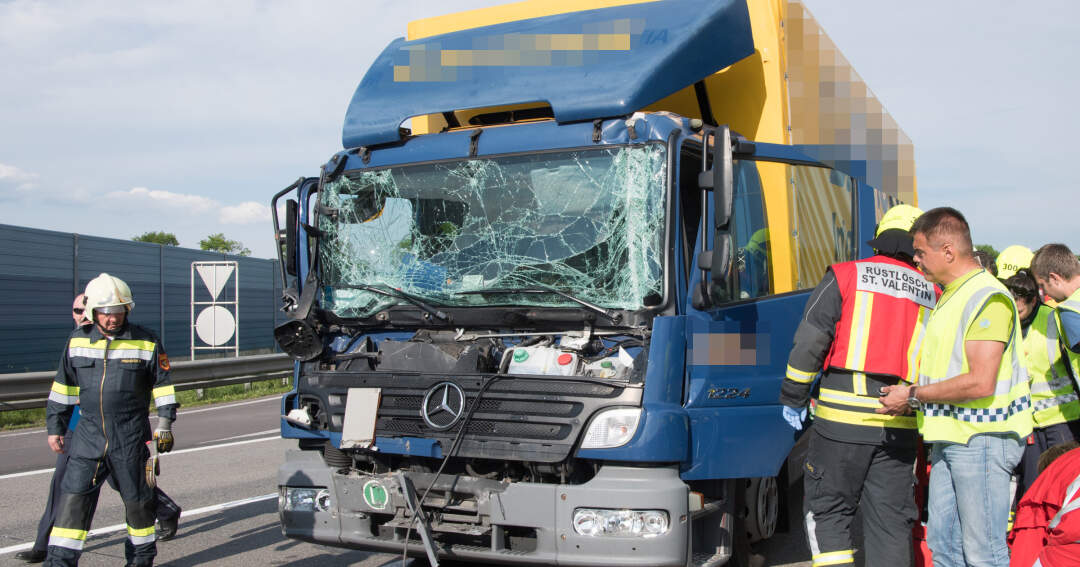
[696,126,734,229]
[694,126,735,309]
[710,126,734,287]
[712,125,733,230]
[284,199,298,276]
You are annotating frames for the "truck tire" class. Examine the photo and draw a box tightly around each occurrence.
[731,480,766,567]
[743,477,778,543]
[322,441,352,469]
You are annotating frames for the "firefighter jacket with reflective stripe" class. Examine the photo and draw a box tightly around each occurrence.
[1025,304,1080,428]
[781,256,937,446]
[1056,288,1080,382]
[917,270,1033,444]
[46,323,177,459]
[1008,447,1080,567]
[825,256,937,382]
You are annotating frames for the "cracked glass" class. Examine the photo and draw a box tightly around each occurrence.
[317,145,667,319]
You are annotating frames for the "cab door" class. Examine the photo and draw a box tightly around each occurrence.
[682,141,861,481]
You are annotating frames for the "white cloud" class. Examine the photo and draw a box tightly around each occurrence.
[106,187,277,226]
[0,0,506,257]
[0,162,38,193]
[220,201,270,225]
[107,186,218,213]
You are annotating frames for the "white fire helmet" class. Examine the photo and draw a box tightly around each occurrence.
[83,273,134,318]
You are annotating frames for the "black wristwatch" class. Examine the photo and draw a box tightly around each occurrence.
[907,386,921,410]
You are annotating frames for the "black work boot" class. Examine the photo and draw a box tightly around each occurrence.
[156,513,179,541]
[14,549,47,563]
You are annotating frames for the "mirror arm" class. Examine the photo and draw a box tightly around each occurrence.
[271,177,304,290]
[697,129,715,308]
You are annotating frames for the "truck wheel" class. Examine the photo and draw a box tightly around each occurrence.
[322,441,352,469]
[744,477,778,543]
[730,488,766,567]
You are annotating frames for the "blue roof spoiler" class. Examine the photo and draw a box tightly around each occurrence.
[342,0,753,149]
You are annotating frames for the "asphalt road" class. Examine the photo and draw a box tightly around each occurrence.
[0,395,819,566]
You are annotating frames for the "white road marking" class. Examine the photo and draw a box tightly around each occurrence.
[0,428,47,438]
[0,436,281,481]
[198,429,280,444]
[0,396,281,439]
[170,395,281,416]
[163,436,280,457]
[0,466,56,481]
[0,493,278,555]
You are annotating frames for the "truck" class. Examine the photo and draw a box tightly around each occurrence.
[271,0,917,565]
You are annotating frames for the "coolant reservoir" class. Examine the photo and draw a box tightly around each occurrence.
[506,346,579,376]
[583,348,634,379]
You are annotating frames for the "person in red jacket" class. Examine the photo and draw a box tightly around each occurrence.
[1009,442,1080,567]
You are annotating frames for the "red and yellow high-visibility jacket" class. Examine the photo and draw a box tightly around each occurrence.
[824,255,938,383]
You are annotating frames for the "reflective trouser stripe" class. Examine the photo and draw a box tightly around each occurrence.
[128,524,156,542]
[128,530,156,545]
[129,534,156,545]
[812,549,855,566]
[49,526,87,551]
[48,536,85,551]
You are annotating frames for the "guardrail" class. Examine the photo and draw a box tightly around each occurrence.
[0,353,295,411]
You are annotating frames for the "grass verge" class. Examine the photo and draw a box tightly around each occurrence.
[0,378,292,431]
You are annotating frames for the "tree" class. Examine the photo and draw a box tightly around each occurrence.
[132,231,179,246]
[975,244,999,258]
[200,233,251,257]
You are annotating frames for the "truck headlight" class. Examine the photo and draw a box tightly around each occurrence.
[580,408,641,448]
[572,508,669,538]
[283,488,322,512]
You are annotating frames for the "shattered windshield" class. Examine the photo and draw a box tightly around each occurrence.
[317,144,667,319]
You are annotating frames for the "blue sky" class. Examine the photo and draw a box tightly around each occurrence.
[807,0,1080,254]
[1,0,1076,258]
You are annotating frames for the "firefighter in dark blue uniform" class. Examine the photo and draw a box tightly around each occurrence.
[44,273,177,567]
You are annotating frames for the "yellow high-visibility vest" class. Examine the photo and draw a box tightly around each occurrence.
[1026,304,1080,427]
[918,270,1033,444]
[1057,288,1080,381]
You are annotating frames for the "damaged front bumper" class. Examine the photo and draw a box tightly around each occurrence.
[278,450,689,566]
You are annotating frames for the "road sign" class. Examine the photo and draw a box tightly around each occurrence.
[191,261,239,359]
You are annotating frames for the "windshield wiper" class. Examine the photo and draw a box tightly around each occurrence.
[455,287,622,323]
[334,283,450,322]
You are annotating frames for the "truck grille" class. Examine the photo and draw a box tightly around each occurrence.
[306,372,642,462]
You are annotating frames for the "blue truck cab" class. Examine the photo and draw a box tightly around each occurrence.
[271,1,915,565]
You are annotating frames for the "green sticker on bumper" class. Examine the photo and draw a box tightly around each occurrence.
[363,480,388,510]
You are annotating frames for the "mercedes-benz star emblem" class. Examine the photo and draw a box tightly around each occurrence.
[421,382,466,430]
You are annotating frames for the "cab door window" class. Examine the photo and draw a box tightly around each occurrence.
[790,165,855,288]
[731,160,770,299]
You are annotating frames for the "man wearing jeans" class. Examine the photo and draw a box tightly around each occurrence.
[879,207,1032,567]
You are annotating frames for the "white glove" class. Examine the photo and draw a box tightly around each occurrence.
[782,406,807,431]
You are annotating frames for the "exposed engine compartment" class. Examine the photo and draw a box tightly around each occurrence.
[286,327,649,485]
[323,328,645,379]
